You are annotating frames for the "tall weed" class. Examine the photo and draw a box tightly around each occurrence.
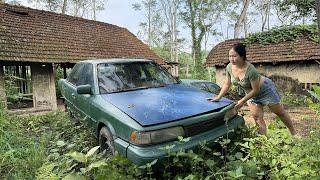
[0,111,46,179]
[1,105,319,179]
[308,85,320,114]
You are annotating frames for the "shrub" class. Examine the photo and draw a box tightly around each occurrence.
[281,92,310,106]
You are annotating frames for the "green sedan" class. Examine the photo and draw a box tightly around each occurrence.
[58,59,245,165]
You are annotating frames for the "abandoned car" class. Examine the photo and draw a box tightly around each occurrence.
[58,59,245,165]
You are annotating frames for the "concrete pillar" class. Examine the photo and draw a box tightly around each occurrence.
[31,63,57,111]
[0,65,7,109]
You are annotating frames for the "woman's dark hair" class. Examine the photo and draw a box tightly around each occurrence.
[232,43,246,60]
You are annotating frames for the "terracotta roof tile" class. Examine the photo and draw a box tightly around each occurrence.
[0,3,166,65]
[205,37,320,67]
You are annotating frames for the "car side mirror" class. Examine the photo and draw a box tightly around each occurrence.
[77,84,92,94]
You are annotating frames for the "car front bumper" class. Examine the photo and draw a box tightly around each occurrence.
[122,115,245,166]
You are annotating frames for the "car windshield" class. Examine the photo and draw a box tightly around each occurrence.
[97,61,178,93]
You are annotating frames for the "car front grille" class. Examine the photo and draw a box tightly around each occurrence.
[183,117,225,137]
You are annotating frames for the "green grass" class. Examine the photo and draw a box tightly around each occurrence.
[0,108,96,179]
[0,105,320,179]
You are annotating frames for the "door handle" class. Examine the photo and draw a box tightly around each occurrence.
[71,93,75,98]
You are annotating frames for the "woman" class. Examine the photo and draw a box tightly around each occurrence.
[207,43,296,135]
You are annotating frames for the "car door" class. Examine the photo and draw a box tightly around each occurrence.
[64,63,85,117]
[74,63,96,132]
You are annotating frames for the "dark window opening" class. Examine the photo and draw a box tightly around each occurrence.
[4,66,33,109]
[5,9,30,16]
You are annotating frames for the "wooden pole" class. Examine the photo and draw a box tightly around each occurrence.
[316,0,320,44]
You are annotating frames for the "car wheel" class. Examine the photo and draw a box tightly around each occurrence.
[99,126,115,156]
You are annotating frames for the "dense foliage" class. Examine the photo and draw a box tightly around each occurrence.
[0,87,320,179]
[277,0,316,19]
[243,24,319,45]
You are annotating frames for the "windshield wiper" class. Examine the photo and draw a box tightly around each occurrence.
[110,86,149,93]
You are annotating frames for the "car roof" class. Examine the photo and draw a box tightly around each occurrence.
[79,58,153,65]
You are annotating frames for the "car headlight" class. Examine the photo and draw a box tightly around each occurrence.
[224,107,238,122]
[130,126,185,145]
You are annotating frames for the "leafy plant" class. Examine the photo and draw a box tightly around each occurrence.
[308,85,320,114]
[1,104,320,179]
[242,24,319,45]
[308,85,320,101]
[281,92,310,106]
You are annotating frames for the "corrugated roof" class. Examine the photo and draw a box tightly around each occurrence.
[0,3,166,65]
[205,37,320,67]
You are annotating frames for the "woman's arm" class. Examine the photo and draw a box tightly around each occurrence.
[208,74,231,101]
[235,78,261,110]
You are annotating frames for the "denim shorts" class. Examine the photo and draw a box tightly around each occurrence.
[248,77,281,106]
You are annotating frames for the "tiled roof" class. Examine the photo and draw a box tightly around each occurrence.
[205,37,320,67]
[0,3,166,65]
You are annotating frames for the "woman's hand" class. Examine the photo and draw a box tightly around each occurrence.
[207,96,221,102]
[234,100,245,111]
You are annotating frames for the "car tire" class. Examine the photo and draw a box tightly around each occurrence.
[99,126,115,156]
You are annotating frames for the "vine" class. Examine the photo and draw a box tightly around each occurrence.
[242,24,319,45]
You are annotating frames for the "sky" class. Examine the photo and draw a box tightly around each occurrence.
[19,0,143,34]
[18,0,196,52]
[16,0,308,53]
[95,0,143,35]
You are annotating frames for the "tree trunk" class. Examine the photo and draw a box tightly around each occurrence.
[148,0,152,46]
[188,0,196,67]
[316,0,320,44]
[62,0,67,14]
[261,10,265,31]
[194,40,202,70]
[243,16,248,37]
[93,0,96,20]
[266,0,271,30]
[173,0,179,76]
[234,0,250,38]
[261,0,271,31]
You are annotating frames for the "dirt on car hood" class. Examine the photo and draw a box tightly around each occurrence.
[101,84,233,126]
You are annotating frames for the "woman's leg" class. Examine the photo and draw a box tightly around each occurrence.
[268,104,297,135]
[248,102,266,135]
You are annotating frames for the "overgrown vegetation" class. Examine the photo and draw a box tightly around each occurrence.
[1,87,320,179]
[4,66,33,109]
[281,92,310,106]
[243,24,319,45]
[308,85,320,114]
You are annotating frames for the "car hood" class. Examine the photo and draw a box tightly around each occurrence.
[101,84,233,126]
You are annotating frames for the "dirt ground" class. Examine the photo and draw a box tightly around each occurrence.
[241,105,319,137]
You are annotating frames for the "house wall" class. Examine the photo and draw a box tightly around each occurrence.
[31,63,57,110]
[214,62,320,87]
[0,65,7,108]
[255,63,320,83]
